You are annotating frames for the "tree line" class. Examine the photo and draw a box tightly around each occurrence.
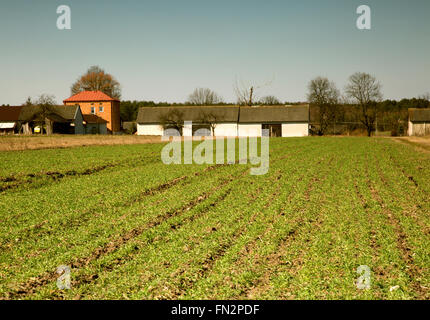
[7,65,428,137]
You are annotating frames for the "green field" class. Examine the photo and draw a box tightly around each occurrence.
[0,137,429,300]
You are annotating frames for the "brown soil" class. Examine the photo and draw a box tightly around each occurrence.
[394,136,430,152]
[0,135,164,151]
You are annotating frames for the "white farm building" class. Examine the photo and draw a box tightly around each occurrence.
[136,105,309,137]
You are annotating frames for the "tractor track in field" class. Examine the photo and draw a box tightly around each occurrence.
[241,157,334,299]
[351,154,387,297]
[373,154,430,238]
[382,144,430,196]
[0,163,232,249]
[61,187,236,300]
[365,154,428,299]
[3,166,249,299]
[352,161,381,258]
[0,162,121,193]
[227,161,319,298]
[3,146,314,299]
[75,167,276,299]
[0,142,298,195]
[158,173,280,299]
[1,153,290,252]
[0,155,161,194]
[181,154,329,299]
[154,153,321,299]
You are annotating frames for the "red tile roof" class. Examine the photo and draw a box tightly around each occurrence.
[0,106,23,121]
[63,91,119,103]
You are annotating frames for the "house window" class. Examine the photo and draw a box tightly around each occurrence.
[91,106,95,114]
[99,106,104,112]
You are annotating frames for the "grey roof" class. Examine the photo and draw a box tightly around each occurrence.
[238,105,309,123]
[137,105,310,124]
[137,106,240,124]
[18,105,79,122]
[409,108,430,122]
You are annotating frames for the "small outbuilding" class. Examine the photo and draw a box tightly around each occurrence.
[82,114,108,134]
[408,108,430,136]
[0,106,22,135]
[18,105,85,134]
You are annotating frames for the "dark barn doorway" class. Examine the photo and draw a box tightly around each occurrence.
[53,122,73,134]
[262,124,282,137]
[192,124,211,136]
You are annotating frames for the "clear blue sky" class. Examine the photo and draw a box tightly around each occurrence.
[0,0,429,105]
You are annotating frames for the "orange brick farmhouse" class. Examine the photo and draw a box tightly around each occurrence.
[63,91,120,133]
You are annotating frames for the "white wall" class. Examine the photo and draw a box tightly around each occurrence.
[408,120,413,136]
[214,123,238,137]
[183,121,193,137]
[137,122,309,137]
[238,124,262,137]
[409,122,430,136]
[137,124,164,136]
[282,123,308,137]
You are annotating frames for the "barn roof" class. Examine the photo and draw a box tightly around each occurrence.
[63,91,119,103]
[0,106,23,122]
[18,105,79,122]
[409,108,430,122]
[136,106,240,124]
[136,105,310,124]
[83,114,108,124]
[238,105,309,123]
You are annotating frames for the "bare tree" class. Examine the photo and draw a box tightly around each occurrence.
[234,77,274,106]
[259,95,281,105]
[199,110,223,136]
[22,97,33,106]
[71,65,121,99]
[158,109,184,135]
[187,88,223,105]
[345,72,382,137]
[419,92,430,101]
[307,77,339,135]
[35,94,57,135]
[234,79,255,106]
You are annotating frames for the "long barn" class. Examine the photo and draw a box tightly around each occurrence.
[136,105,309,137]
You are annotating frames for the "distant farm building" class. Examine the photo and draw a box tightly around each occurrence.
[18,105,84,134]
[0,105,107,135]
[63,91,121,134]
[0,106,22,135]
[408,108,430,136]
[82,114,108,134]
[136,105,309,137]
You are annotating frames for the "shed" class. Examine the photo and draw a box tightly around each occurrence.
[83,114,108,134]
[18,105,84,134]
[0,106,22,134]
[408,108,430,136]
